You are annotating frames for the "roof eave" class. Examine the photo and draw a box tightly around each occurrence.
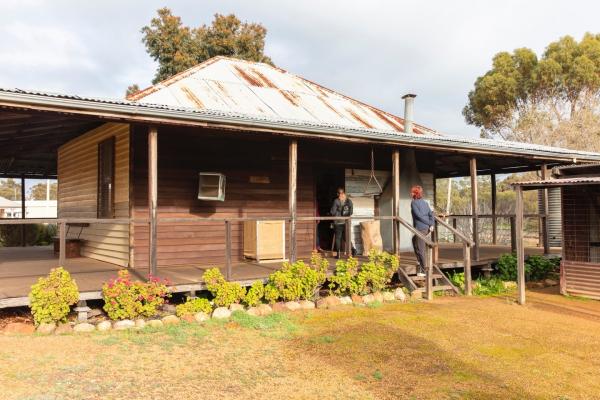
[0,90,599,163]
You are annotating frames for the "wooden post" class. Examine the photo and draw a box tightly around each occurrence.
[289,139,298,262]
[392,149,400,255]
[20,176,25,246]
[470,157,480,261]
[225,220,232,280]
[452,217,457,243]
[59,221,66,266]
[510,216,517,253]
[345,218,352,256]
[463,242,472,296]
[515,185,526,305]
[540,164,550,255]
[491,173,497,245]
[148,126,158,277]
[425,245,433,301]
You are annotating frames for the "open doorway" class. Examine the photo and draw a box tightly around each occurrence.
[315,167,345,253]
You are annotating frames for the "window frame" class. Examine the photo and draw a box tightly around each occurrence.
[97,137,116,218]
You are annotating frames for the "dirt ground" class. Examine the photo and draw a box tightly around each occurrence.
[1,288,600,400]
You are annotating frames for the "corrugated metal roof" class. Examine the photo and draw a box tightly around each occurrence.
[1,86,600,163]
[128,56,437,135]
[512,177,600,188]
[0,196,20,208]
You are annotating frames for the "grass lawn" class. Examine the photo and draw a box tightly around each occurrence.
[1,288,600,400]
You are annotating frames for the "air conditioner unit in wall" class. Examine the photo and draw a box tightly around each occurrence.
[198,172,226,201]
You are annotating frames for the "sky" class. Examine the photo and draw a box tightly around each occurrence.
[1,0,599,138]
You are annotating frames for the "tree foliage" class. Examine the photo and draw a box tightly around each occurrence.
[0,178,21,201]
[28,181,57,201]
[141,8,273,84]
[463,33,600,150]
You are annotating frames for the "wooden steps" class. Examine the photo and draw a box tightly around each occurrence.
[396,265,461,297]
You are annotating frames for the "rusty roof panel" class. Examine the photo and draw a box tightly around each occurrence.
[132,56,438,135]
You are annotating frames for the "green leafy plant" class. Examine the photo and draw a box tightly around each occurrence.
[244,280,265,307]
[102,270,170,320]
[448,271,465,293]
[473,277,510,296]
[203,268,246,307]
[175,297,212,317]
[264,252,328,303]
[328,251,398,296]
[496,253,560,282]
[29,267,79,325]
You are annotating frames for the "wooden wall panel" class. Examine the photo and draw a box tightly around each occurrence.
[131,128,315,269]
[57,123,130,267]
[563,260,600,299]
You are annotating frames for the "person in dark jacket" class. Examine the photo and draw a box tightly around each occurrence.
[330,187,353,259]
[410,185,434,276]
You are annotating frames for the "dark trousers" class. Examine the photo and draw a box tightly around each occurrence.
[334,224,346,255]
[412,229,429,272]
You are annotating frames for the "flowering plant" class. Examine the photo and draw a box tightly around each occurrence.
[102,270,170,320]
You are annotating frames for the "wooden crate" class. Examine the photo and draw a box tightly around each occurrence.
[243,220,286,262]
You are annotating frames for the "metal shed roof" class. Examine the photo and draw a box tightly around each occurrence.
[511,177,600,189]
[128,56,437,135]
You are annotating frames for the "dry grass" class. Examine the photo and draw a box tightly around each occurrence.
[1,288,600,400]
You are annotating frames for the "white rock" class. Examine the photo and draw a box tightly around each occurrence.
[96,321,112,332]
[362,294,375,304]
[257,304,273,316]
[229,303,245,312]
[299,300,315,310]
[36,322,56,335]
[73,323,95,333]
[135,319,146,329]
[212,307,231,319]
[382,291,395,302]
[246,307,261,316]
[146,319,163,328]
[372,292,384,303]
[161,315,180,325]
[339,296,353,305]
[113,319,135,330]
[284,301,301,311]
[194,312,209,323]
[394,288,407,302]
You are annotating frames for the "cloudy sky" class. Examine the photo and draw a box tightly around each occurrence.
[1,0,598,138]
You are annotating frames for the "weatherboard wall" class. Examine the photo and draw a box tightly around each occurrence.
[57,122,130,267]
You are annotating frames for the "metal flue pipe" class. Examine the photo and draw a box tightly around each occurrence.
[402,93,417,134]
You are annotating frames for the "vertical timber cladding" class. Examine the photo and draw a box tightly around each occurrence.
[561,185,600,298]
[131,127,314,269]
[57,123,130,267]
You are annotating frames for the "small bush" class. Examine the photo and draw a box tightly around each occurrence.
[263,252,328,303]
[29,267,79,325]
[203,268,246,307]
[102,270,170,320]
[175,297,212,317]
[329,251,398,296]
[496,253,559,281]
[244,280,265,307]
[473,277,509,296]
[448,271,465,292]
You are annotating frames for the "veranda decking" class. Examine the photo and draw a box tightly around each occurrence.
[0,244,559,307]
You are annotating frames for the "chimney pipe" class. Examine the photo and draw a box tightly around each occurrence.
[402,93,417,134]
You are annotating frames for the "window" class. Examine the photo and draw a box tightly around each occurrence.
[198,173,226,201]
[97,137,115,218]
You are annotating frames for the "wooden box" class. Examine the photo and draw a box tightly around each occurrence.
[53,238,82,258]
[243,220,286,261]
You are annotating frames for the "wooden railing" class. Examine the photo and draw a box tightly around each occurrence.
[434,215,473,295]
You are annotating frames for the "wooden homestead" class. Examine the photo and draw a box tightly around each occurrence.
[1,56,600,307]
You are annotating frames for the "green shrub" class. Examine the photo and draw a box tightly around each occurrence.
[244,280,265,307]
[29,267,79,325]
[264,252,328,303]
[175,297,212,317]
[448,271,465,292]
[496,253,559,281]
[0,224,57,247]
[328,251,398,296]
[102,270,170,320]
[203,268,246,307]
[473,277,510,296]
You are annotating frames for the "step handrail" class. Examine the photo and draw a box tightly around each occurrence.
[396,216,435,247]
[434,215,474,246]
